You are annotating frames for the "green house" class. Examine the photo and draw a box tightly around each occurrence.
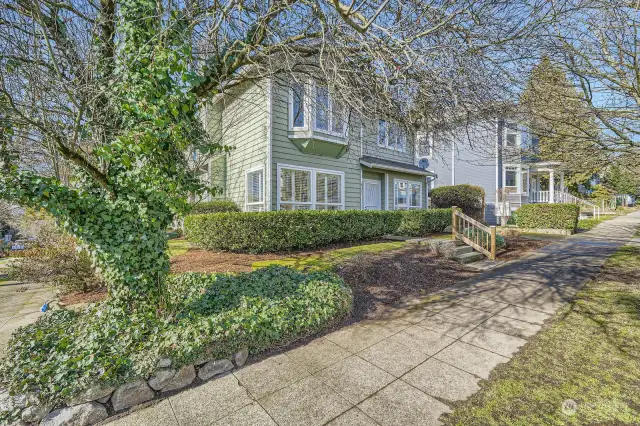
[196,78,435,212]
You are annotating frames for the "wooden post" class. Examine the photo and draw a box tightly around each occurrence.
[490,226,496,260]
[451,206,457,240]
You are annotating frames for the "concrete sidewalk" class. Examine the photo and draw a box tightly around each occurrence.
[106,212,640,426]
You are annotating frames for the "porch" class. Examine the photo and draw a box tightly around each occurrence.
[528,164,565,204]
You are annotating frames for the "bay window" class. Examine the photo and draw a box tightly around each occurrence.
[291,82,306,128]
[505,166,518,188]
[278,165,344,210]
[394,179,422,209]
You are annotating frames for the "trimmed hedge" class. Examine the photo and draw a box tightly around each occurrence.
[185,209,452,253]
[396,209,452,237]
[515,204,580,230]
[430,184,485,220]
[190,200,240,214]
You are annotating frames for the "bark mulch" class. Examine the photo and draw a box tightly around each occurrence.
[498,237,553,261]
[336,246,478,322]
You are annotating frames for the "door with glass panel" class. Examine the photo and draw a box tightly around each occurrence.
[363,180,382,210]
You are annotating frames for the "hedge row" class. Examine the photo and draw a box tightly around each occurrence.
[515,204,580,230]
[185,209,452,253]
[190,200,241,214]
[430,184,485,220]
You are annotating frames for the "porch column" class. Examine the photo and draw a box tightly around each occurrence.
[560,172,565,192]
[549,170,555,203]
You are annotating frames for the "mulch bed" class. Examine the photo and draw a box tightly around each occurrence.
[336,246,478,322]
[59,286,108,306]
[498,237,553,261]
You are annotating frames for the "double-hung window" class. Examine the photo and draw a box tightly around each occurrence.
[504,166,518,189]
[394,179,422,209]
[505,122,518,147]
[521,169,529,193]
[278,165,344,210]
[246,167,265,211]
[378,120,406,152]
[291,82,306,129]
[314,84,345,135]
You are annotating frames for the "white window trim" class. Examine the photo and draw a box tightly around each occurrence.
[504,122,521,148]
[288,80,347,138]
[245,166,265,211]
[276,163,345,211]
[415,131,433,159]
[378,120,407,153]
[288,81,309,131]
[502,164,529,194]
[393,178,422,209]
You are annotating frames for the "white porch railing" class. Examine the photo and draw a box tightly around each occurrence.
[530,191,550,203]
[528,190,600,218]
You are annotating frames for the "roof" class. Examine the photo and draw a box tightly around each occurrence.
[360,156,436,177]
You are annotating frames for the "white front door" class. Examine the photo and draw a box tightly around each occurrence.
[363,180,382,210]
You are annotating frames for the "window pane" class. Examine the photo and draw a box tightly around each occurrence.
[522,171,528,192]
[294,169,311,202]
[331,99,344,134]
[396,181,408,206]
[410,183,420,207]
[315,85,329,131]
[292,83,305,127]
[505,170,517,187]
[389,125,397,149]
[506,133,517,147]
[316,173,341,204]
[280,168,293,202]
[247,169,263,203]
[397,128,406,152]
[378,120,387,146]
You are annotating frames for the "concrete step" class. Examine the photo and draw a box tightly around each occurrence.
[453,239,466,246]
[455,245,474,255]
[454,251,485,264]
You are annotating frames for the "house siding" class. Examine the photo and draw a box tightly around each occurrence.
[205,83,269,210]
[426,122,500,224]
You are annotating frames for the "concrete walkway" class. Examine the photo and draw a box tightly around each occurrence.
[106,212,640,426]
[0,260,54,352]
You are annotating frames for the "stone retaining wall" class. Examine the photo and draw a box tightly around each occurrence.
[2,347,249,426]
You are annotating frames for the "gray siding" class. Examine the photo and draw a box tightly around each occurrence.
[426,121,499,223]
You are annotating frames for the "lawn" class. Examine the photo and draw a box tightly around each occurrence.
[443,243,640,425]
[167,238,191,257]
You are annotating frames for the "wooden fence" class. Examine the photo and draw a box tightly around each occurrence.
[452,206,497,260]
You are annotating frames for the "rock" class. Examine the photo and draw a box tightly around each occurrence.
[21,404,49,423]
[40,403,107,426]
[161,365,195,393]
[111,379,154,412]
[157,358,172,369]
[147,369,176,391]
[0,390,27,411]
[198,359,233,381]
[96,394,111,404]
[233,348,249,367]
[68,385,115,405]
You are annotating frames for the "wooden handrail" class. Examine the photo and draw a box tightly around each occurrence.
[451,206,496,260]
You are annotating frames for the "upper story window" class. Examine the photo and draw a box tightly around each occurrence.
[289,81,346,137]
[505,122,519,147]
[291,82,306,128]
[415,132,433,158]
[378,120,407,152]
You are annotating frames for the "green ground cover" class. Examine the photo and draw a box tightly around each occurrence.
[444,243,640,425]
[167,239,191,258]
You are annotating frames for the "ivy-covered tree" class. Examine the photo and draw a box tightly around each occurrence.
[0,0,553,308]
[520,57,605,186]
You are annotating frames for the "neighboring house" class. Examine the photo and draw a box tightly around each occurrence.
[423,120,569,224]
[195,78,435,212]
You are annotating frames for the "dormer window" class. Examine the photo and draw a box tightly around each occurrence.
[378,120,406,153]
